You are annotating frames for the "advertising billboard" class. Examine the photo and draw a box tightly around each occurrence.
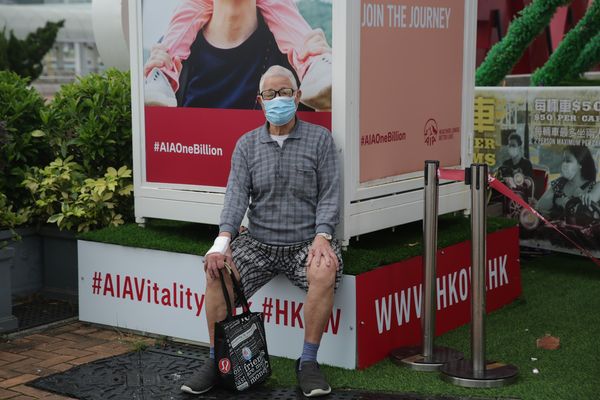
[141,0,333,188]
[359,0,465,184]
[474,87,600,257]
[130,0,477,242]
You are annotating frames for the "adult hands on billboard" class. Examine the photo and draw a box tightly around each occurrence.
[306,235,339,270]
[143,43,182,77]
[298,28,331,61]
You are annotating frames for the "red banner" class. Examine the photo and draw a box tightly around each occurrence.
[355,227,521,369]
[145,107,331,187]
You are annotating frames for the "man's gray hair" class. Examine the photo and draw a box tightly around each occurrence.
[259,65,298,92]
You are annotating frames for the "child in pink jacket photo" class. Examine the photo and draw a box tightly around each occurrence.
[144,0,332,110]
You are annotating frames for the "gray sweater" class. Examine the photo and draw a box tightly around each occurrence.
[219,119,340,245]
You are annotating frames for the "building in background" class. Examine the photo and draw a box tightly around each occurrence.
[0,0,597,98]
[0,0,100,97]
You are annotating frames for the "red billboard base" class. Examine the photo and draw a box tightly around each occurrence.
[355,227,521,369]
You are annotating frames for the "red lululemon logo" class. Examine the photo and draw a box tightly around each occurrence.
[218,358,231,374]
[424,119,438,146]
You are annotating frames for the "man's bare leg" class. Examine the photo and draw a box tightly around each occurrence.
[303,260,336,344]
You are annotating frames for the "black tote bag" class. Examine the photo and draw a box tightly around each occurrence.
[214,264,271,391]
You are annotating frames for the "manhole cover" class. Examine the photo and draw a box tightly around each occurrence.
[29,344,519,400]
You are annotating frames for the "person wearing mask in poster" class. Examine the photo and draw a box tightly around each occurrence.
[537,145,597,222]
[498,133,534,180]
[144,0,332,111]
[180,65,341,398]
[495,133,535,215]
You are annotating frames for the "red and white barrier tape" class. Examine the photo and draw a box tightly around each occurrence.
[438,168,600,267]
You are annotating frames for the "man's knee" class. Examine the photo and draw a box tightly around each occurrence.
[307,264,336,290]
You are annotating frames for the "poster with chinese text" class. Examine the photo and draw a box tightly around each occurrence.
[474,87,600,257]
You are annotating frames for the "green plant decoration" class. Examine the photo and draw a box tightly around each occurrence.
[476,0,573,87]
[532,0,600,85]
[565,26,600,80]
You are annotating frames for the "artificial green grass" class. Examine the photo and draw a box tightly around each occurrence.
[342,215,515,275]
[78,215,516,276]
[79,219,220,256]
[269,253,600,400]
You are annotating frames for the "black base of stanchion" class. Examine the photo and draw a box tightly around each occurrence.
[440,359,518,388]
[389,346,464,372]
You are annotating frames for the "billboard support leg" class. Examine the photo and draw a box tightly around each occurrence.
[136,216,146,228]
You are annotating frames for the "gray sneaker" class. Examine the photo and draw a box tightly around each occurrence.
[296,359,331,397]
[180,360,217,394]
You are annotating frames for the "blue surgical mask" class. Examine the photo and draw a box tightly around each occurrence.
[263,96,297,126]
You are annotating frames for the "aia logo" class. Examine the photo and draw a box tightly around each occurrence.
[424,119,438,146]
[218,358,231,374]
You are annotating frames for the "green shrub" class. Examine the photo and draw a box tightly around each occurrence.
[0,192,30,247]
[0,192,29,230]
[43,69,132,177]
[22,157,133,232]
[0,71,51,206]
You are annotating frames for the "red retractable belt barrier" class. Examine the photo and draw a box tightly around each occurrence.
[439,168,600,268]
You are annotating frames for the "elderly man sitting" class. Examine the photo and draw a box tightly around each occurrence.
[180,65,342,397]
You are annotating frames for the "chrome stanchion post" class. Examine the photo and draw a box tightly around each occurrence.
[422,160,439,361]
[440,164,518,387]
[471,162,486,377]
[390,161,463,371]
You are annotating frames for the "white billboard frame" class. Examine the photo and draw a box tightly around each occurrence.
[129,0,477,244]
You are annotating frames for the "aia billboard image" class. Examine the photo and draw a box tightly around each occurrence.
[141,0,333,187]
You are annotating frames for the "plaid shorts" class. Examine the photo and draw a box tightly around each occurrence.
[230,232,344,301]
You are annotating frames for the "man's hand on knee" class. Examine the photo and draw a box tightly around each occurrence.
[204,234,233,280]
[204,252,229,280]
[306,236,338,270]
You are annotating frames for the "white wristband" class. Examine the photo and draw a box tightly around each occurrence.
[206,236,230,256]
